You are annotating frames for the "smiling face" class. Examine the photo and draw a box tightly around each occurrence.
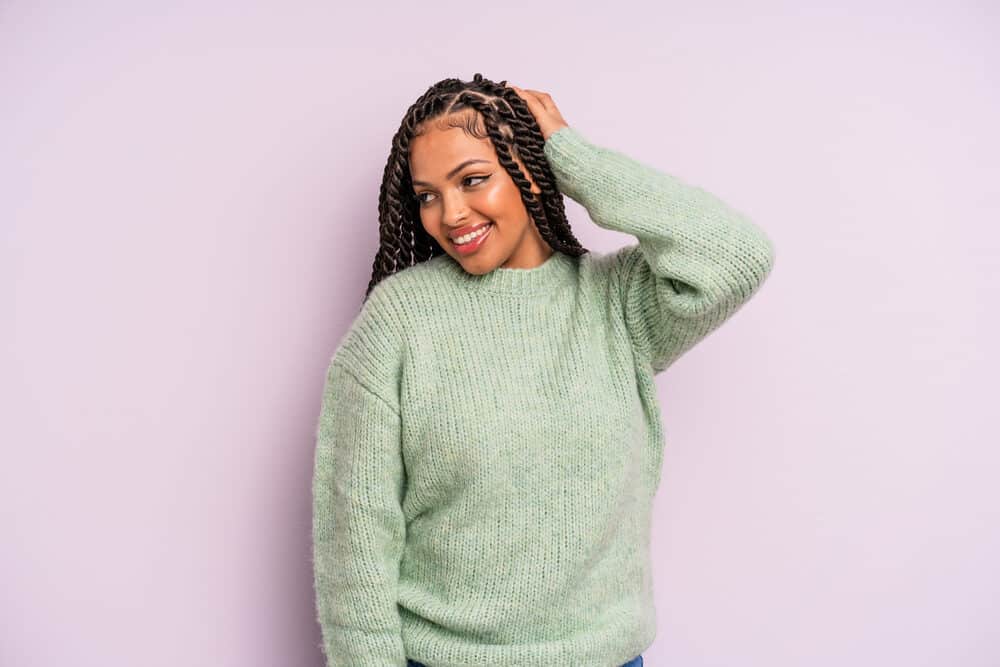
[409,111,552,275]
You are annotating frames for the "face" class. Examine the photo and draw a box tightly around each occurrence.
[409,112,552,274]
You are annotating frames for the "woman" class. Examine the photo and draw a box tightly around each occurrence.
[312,73,775,667]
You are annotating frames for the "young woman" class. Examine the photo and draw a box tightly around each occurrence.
[312,73,775,667]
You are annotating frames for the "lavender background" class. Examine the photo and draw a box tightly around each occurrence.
[3,2,997,665]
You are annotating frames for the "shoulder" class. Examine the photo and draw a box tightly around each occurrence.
[373,252,454,296]
[576,243,642,299]
[326,273,408,408]
[361,252,455,324]
[327,255,453,398]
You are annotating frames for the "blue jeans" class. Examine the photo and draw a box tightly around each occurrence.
[406,656,642,667]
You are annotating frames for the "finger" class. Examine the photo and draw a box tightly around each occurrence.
[510,84,535,102]
[510,84,539,101]
[522,89,552,109]
[511,86,544,111]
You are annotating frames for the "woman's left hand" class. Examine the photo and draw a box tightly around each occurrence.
[508,85,570,141]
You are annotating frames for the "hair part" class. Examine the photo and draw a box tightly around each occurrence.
[363,72,588,303]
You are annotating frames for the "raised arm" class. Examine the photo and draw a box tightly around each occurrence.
[543,126,776,374]
[311,292,407,666]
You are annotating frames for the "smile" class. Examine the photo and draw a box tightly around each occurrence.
[451,222,494,255]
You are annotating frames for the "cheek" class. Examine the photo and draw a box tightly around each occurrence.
[418,211,439,240]
[478,183,525,221]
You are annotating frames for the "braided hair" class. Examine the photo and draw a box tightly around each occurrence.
[363,72,589,302]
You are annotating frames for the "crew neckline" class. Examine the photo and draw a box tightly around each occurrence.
[437,250,577,296]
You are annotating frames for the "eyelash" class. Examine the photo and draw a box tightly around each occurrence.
[415,174,490,205]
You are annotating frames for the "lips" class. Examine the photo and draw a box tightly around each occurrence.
[449,221,494,255]
[448,221,492,240]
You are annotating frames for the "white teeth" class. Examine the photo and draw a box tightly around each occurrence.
[453,223,491,245]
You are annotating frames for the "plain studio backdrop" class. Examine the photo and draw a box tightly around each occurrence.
[2,1,997,666]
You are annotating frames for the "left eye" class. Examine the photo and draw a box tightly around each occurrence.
[465,175,489,186]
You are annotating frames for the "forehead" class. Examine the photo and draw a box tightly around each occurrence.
[409,122,496,181]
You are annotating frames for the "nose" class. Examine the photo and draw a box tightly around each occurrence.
[440,190,470,227]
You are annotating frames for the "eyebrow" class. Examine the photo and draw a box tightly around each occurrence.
[411,159,493,187]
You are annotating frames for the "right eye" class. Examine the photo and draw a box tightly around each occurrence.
[415,174,490,206]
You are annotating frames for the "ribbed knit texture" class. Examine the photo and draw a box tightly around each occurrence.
[312,126,775,667]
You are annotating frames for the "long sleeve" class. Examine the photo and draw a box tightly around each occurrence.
[543,126,776,374]
[312,334,407,665]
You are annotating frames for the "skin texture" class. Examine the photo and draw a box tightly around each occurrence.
[409,110,550,274]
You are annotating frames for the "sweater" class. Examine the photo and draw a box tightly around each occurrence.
[311,125,775,667]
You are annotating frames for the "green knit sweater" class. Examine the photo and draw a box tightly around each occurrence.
[312,126,775,667]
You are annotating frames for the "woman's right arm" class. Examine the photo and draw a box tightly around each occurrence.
[312,289,408,667]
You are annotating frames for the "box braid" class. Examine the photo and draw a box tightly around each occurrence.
[363,73,589,302]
